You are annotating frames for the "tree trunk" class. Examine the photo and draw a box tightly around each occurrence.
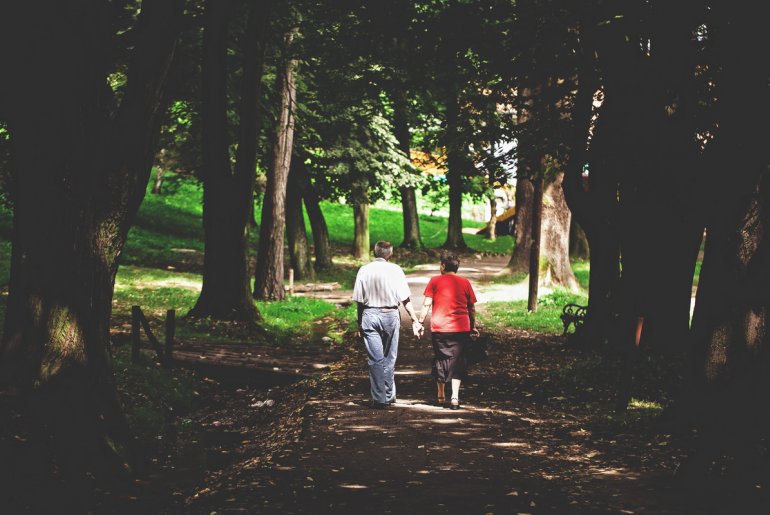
[0,0,182,497]
[294,161,333,271]
[254,28,298,301]
[392,86,422,248]
[569,220,589,259]
[678,11,769,498]
[351,178,370,260]
[508,177,534,273]
[443,91,466,250]
[286,163,313,280]
[527,177,544,311]
[151,167,165,194]
[541,172,580,291]
[190,0,270,321]
[484,194,497,240]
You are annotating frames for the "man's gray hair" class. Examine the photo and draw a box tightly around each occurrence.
[373,240,394,259]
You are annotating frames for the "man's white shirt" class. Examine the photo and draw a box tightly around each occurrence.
[352,258,411,307]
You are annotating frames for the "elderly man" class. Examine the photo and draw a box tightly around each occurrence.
[352,240,422,409]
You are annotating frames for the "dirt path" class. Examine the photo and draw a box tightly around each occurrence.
[183,260,690,514]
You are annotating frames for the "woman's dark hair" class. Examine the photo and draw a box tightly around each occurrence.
[440,252,460,273]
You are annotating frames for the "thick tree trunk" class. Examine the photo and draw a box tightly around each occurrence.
[677,11,769,500]
[392,87,422,249]
[508,177,534,273]
[569,220,589,259]
[0,0,182,498]
[443,92,466,250]
[351,179,370,260]
[286,164,313,280]
[190,0,269,321]
[541,172,580,291]
[254,28,297,301]
[294,161,333,271]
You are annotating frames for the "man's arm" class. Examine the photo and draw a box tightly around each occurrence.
[402,297,419,323]
[402,297,423,337]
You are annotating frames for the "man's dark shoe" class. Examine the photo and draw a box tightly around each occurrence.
[372,401,390,409]
[387,398,396,405]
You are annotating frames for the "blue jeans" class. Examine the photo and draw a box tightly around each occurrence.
[361,308,400,403]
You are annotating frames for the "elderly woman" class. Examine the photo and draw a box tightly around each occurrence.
[418,253,479,409]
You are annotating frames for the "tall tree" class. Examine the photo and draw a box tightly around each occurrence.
[443,83,467,250]
[189,0,271,321]
[681,4,769,498]
[254,26,298,300]
[392,88,423,249]
[293,158,333,271]
[0,0,183,490]
[286,160,313,279]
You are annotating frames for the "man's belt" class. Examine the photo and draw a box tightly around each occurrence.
[364,305,398,311]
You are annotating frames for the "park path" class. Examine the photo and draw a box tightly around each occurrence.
[186,258,689,514]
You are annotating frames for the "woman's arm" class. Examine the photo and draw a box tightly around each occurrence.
[468,303,480,338]
[419,297,433,324]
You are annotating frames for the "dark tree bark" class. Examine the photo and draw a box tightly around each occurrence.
[294,161,333,271]
[527,178,544,311]
[677,10,769,498]
[254,28,298,301]
[190,0,270,321]
[443,90,467,250]
[351,177,370,260]
[541,172,580,291]
[508,177,534,273]
[392,87,422,249]
[0,0,182,496]
[286,163,313,280]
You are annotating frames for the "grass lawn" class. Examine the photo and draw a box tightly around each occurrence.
[480,288,589,335]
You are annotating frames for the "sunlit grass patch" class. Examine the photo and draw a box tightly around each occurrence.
[572,259,590,289]
[256,296,344,344]
[114,265,201,317]
[318,201,514,255]
[480,288,589,334]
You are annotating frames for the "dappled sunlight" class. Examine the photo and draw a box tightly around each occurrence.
[493,441,530,448]
[430,417,468,425]
[394,369,430,375]
[337,483,369,489]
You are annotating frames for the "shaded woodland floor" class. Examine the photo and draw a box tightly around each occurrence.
[175,325,693,515]
[3,259,766,513]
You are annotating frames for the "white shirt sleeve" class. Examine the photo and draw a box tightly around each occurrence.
[397,267,411,303]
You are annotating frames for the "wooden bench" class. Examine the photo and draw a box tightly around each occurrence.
[560,303,587,336]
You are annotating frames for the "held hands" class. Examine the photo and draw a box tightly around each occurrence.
[412,320,424,339]
[470,328,480,340]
